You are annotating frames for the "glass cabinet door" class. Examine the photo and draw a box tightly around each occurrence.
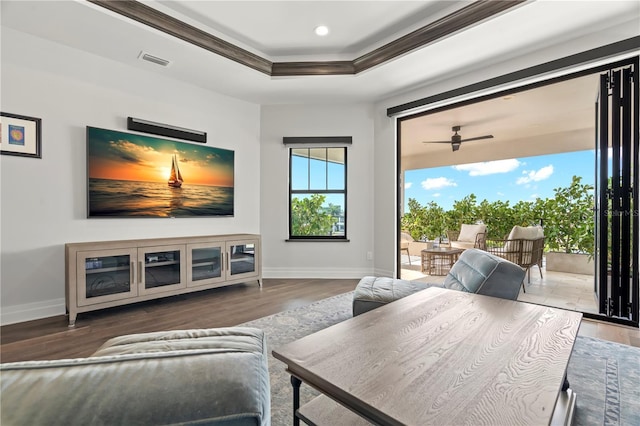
[77,248,138,306]
[138,245,186,295]
[227,240,259,279]
[187,242,225,287]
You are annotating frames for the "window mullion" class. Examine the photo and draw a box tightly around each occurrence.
[325,148,329,190]
[306,148,311,190]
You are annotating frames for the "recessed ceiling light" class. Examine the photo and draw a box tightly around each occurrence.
[315,25,329,36]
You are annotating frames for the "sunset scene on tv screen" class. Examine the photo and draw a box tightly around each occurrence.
[87,127,234,218]
[87,127,233,186]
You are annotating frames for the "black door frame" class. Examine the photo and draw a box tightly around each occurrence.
[596,61,639,326]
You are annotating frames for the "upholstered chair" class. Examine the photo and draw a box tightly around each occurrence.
[484,225,545,291]
[353,248,526,316]
[447,223,487,250]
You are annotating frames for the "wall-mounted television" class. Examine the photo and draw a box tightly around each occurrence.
[87,126,234,218]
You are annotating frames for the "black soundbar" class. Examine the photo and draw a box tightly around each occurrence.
[127,117,206,143]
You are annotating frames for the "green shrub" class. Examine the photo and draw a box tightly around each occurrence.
[402,175,594,255]
[543,176,594,254]
[401,199,446,241]
[291,194,336,236]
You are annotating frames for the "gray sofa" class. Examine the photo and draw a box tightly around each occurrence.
[354,248,526,316]
[0,327,270,426]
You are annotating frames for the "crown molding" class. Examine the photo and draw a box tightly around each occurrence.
[353,0,525,73]
[88,0,273,74]
[271,60,355,76]
[88,0,527,77]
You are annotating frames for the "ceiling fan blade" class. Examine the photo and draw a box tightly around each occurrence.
[459,135,494,143]
[422,140,452,144]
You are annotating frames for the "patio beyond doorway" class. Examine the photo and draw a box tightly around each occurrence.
[400,254,597,315]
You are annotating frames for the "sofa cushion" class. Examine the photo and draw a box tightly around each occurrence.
[507,225,544,240]
[353,276,431,316]
[1,327,270,426]
[443,249,525,300]
[504,225,544,251]
[458,224,486,242]
[92,327,265,356]
[450,241,476,250]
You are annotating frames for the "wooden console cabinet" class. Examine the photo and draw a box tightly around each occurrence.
[65,234,261,326]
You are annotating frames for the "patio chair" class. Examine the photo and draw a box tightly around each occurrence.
[400,232,436,260]
[400,232,412,265]
[447,223,487,250]
[484,225,544,292]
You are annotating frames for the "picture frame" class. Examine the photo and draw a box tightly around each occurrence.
[0,112,42,158]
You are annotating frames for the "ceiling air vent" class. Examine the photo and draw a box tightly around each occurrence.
[138,51,172,67]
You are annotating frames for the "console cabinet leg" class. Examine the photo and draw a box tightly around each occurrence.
[68,313,77,328]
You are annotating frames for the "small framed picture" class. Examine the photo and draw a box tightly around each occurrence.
[1,112,42,158]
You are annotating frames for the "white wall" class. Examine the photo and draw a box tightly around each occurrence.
[371,104,398,278]
[0,29,261,324]
[260,104,377,278]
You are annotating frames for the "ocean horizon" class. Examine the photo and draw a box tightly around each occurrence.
[88,178,233,217]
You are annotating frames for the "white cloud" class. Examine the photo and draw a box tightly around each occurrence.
[405,182,413,189]
[517,165,554,185]
[433,193,441,197]
[421,177,457,190]
[453,159,521,176]
[497,191,505,196]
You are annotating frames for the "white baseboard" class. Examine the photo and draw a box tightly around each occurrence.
[262,267,375,279]
[262,266,395,279]
[1,298,66,326]
[373,267,394,278]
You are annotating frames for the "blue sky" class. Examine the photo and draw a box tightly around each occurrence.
[404,149,595,211]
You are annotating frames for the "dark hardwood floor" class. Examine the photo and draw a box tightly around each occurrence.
[1,278,638,364]
[0,278,358,363]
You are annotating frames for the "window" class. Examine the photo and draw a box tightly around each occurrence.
[288,147,347,240]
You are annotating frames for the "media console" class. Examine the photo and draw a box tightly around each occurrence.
[65,234,261,326]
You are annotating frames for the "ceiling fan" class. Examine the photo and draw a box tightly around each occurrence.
[423,125,494,151]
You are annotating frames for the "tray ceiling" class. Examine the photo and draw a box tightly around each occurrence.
[1,0,638,105]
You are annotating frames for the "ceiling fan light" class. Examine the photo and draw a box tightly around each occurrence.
[452,142,461,151]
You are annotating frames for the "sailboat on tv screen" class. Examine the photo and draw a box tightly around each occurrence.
[168,154,183,188]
